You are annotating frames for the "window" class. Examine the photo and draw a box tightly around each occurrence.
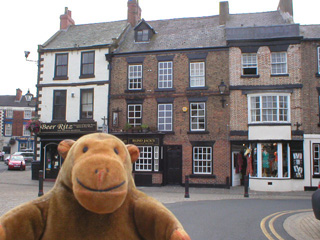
[81,51,95,76]
[318,47,320,74]
[190,62,205,87]
[23,126,31,137]
[154,146,159,171]
[53,90,66,120]
[128,65,142,90]
[24,110,32,119]
[158,61,173,88]
[54,53,68,78]
[80,89,93,119]
[158,104,173,131]
[249,94,290,123]
[5,123,12,136]
[242,53,258,75]
[190,102,205,131]
[112,112,119,127]
[314,144,320,175]
[137,29,149,42]
[271,52,287,74]
[128,104,142,126]
[193,146,212,174]
[6,108,13,118]
[135,146,152,171]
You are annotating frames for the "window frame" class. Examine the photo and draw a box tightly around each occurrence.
[6,108,13,118]
[136,29,149,42]
[190,102,206,131]
[135,146,153,171]
[242,53,258,75]
[80,51,95,77]
[54,53,68,79]
[5,123,12,136]
[248,93,290,124]
[127,104,142,127]
[318,47,320,74]
[314,143,320,175]
[193,146,213,175]
[271,52,287,75]
[158,61,173,89]
[52,90,67,121]
[24,109,32,120]
[128,64,143,90]
[80,89,94,120]
[190,61,205,87]
[157,103,173,131]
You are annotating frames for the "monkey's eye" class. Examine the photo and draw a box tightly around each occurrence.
[114,148,119,155]
[83,146,88,153]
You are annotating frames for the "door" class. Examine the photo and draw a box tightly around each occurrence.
[44,143,61,179]
[232,151,241,186]
[164,145,182,185]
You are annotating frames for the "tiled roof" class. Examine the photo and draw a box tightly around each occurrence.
[300,25,320,39]
[41,20,129,50]
[0,96,34,108]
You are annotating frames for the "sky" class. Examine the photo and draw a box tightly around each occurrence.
[0,0,319,97]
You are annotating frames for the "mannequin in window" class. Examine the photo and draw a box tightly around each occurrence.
[244,147,253,176]
[262,148,269,177]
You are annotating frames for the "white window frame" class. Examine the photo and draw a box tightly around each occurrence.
[271,52,287,74]
[5,123,12,136]
[318,47,320,74]
[158,61,173,88]
[128,104,142,127]
[154,146,159,172]
[23,126,31,137]
[242,53,258,75]
[24,109,32,120]
[248,93,290,124]
[190,62,205,87]
[193,146,212,174]
[158,103,173,131]
[135,146,153,171]
[190,102,206,131]
[314,143,320,175]
[128,65,142,90]
[6,108,13,118]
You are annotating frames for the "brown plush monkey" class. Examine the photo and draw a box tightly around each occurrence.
[0,133,190,240]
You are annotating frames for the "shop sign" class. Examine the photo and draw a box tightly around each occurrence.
[40,122,97,133]
[129,138,159,146]
[292,152,304,179]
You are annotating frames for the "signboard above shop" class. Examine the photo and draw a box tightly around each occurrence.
[40,122,97,134]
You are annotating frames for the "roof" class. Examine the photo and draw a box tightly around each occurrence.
[40,20,129,51]
[116,11,290,53]
[0,96,35,108]
[300,25,320,39]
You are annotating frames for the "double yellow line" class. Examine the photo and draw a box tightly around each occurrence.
[260,209,312,240]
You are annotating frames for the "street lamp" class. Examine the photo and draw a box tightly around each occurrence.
[218,81,227,108]
[25,89,34,102]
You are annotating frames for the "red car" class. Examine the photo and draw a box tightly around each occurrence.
[8,155,25,170]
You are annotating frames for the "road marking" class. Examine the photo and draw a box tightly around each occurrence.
[260,209,312,240]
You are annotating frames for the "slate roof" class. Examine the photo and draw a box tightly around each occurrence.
[300,25,320,39]
[116,11,290,53]
[40,20,129,50]
[0,96,35,108]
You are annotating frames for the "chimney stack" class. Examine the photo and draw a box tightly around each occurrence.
[60,7,75,30]
[277,0,293,17]
[15,88,22,102]
[219,1,229,25]
[127,0,141,27]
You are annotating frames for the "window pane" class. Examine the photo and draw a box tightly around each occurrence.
[271,52,287,74]
[81,52,94,75]
[128,65,142,90]
[53,90,66,120]
[135,146,153,171]
[190,62,205,87]
[193,146,212,174]
[128,104,142,127]
[242,53,258,75]
[81,89,93,119]
[190,102,205,131]
[158,104,172,131]
[158,61,173,88]
[55,54,68,77]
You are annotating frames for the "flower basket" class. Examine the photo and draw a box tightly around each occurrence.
[26,118,42,134]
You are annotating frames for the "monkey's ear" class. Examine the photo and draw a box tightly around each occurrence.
[126,144,140,163]
[58,139,75,159]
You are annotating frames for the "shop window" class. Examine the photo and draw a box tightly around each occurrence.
[158,103,173,131]
[53,90,66,120]
[5,123,12,136]
[135,146,153,171]
[190,62,205,87]
[128,104,142,127]
[193,146,212,174]
[158,61,173,88]
[314,144,320,175]
[190,102,205,131]
[128,64,142,90]
[271,52,287,75]
[242,53,258,75]
[80,51,95,77]
[54,53,68,78]
[6,108,13,118]
[80,89,93,119]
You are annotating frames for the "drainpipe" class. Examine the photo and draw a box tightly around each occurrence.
[105,52,114,133]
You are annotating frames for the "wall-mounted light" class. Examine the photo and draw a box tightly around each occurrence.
[24,51,38,63]
[71,92,75,98]
[218,81,227,108]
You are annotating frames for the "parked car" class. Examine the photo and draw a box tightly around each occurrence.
[13,151,34,163]
[7,155,25,170]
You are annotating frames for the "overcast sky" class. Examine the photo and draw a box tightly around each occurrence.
[0,0,319,96]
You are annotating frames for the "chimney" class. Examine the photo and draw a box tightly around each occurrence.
[277,0,293,17]
[219,1,229,25]
[127,0,142,27]
[60,7,75,30]
[15,88,22,102]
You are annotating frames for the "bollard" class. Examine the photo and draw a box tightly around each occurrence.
[244,175,249,198]
[226,176,230,189]
[38,170,44,197]
[184,175,190,198]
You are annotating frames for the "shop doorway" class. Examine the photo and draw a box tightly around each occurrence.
[232,151,241,186]
[43,143,62,179]
[164,145,182,185]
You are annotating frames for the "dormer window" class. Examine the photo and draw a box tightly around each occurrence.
[137,29,149,42]
[134,19,155,43]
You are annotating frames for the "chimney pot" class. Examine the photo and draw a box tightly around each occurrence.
[60,7,75,30]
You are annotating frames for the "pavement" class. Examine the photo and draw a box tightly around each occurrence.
[0,165,320,239]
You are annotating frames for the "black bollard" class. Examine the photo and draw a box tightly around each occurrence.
[184,175,190,198]
[244,175,249,198]
[38,170,44,197]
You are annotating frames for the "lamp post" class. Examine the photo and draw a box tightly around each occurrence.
[218,81,227,108]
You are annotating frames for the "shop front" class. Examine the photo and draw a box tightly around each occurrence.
[38,122,97,180]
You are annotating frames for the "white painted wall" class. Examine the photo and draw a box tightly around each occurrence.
[249,125,291,140]
[249,178,306,192]
[304,134,320,188]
